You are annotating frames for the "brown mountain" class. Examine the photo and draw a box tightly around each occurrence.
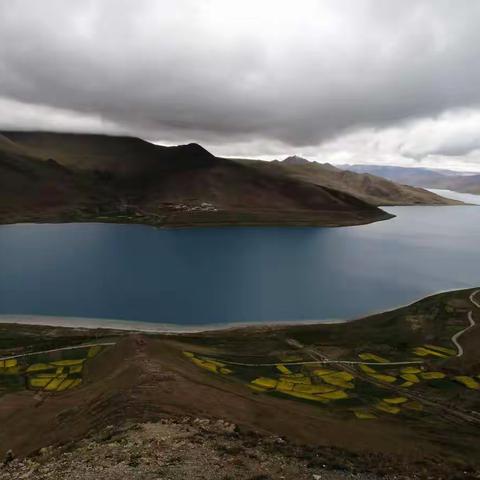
[0,131,391,227]
[0,134,103,222]
[237,156,460,206]
[343,164,480,195]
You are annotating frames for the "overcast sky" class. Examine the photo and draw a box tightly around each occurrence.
[1,0,480,171]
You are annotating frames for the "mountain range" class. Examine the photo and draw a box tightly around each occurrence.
[238,156,459,206]
[343,164,480,194]
[0,131,459,228]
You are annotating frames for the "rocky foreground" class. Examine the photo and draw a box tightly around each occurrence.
[0,417,390,480]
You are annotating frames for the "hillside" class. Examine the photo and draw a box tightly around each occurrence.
[0,131,391,227]
[237,156,460,206]
[0,288,479,478]
[0,134,104,223]
[344,164,480,195]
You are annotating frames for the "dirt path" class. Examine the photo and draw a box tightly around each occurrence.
[0,342,116,362]
[451,289,480,357]
[214,358,424,367]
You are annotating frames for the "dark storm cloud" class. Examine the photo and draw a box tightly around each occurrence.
[1,0,480,155]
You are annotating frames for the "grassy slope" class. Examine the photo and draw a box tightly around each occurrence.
[0,288,479,478]
[0,131,390,227]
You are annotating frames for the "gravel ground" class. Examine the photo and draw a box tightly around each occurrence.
[0,418,386,480]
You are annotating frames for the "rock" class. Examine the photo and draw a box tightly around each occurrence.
[3,449,14,465]
[39,446,54,457]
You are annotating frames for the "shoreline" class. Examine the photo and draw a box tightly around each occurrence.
[0,313,347,334]
[0,209,395,230]
[0,286,476,335]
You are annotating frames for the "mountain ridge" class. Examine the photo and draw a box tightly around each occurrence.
[0,131,392,227]
[236,157,460,206]
[342,164,480,194]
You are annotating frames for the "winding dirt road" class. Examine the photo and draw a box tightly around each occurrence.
[451,289,480,357]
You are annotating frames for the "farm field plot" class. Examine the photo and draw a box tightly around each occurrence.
[183,345,479,421]
[180,288,480,425]
[0,345,107,395]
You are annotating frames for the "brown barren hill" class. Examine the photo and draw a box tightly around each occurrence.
[343,163,480,195]
[0,131,391,227]
[0,134,102,223]
[237,155,462,206]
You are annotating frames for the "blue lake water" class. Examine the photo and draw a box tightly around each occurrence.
[427,188,480,205]
[1,204,479,328]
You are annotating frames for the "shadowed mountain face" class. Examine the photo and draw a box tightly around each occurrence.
[0,134,101,220]
[343,164,480,195]
[236,157,460,206]
[0,131,391,227]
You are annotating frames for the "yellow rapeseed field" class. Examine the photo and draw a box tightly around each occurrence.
[318,390,348,400]
[369,373,396,383]
[191,357,218,373]
[401,373,420,383]
[280,375,311,384]
[358,353,388,363]
[51,359,85,366]
[293,384,336,394]
[57,379,75,391]
[322,372,355,389]
[44,375,68,391]
[276,364,292,375]
[276,379,295,391]
[454,376,480,390]
[401,367,422,374]
[312,368,336,376]
[424,344,456,356]
[248,384,266,392]
[281,391,329,403]
[359,364,376,374]
[375,401,400,414]
[353,410,377,419]
[383,397,408,404]
[420,372,445,380]
[186,354,233,376]
[29,377,52,388]
[27,363,52,372]
[403,401,423,411]
[69,365,83,374]
[87,345,102,358]
[413,346,447,358]
[251,377,277,389]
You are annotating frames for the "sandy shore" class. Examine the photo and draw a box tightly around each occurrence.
[0,313,346,334]
[1,286,474,334]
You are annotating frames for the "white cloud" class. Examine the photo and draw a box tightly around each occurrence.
[0,97,124,135]
[1,0,480,171]
[204,109,480,172]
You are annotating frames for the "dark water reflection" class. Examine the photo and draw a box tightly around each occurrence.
[0,205,479,326]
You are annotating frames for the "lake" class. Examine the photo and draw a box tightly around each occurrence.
[427,188,480,205]
[1,202,479,329]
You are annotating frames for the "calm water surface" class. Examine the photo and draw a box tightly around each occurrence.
[1,204,479,327]
[427,188,480,205]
